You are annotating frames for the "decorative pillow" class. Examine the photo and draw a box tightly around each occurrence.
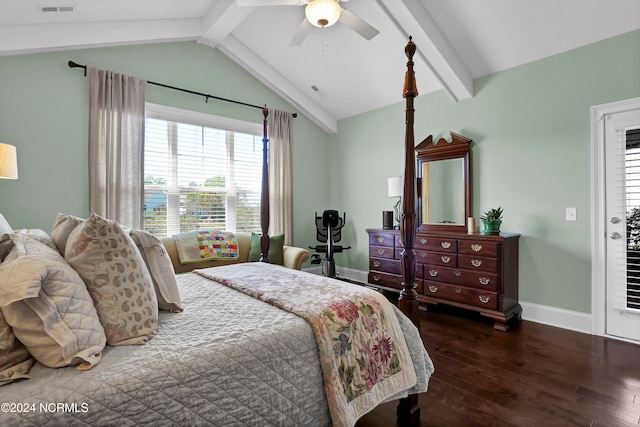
[0,233,105,369]
[13,228,57,251]
[65,213,158,346]
[129,229,183,312]
[51,213,85,256]
[248,233,284,265]
[0,310,34,386]
[173,230,239,263]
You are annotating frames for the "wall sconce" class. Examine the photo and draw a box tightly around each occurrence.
[387,176,402,229]
[0,143,18,179]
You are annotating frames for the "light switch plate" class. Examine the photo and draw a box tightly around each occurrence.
[566,207,577,221]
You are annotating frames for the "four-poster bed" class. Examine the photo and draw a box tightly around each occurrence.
[0,39,432,426]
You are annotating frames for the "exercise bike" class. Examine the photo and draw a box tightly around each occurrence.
[309,210,351,278]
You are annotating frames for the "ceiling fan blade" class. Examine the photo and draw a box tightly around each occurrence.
[338,8,380,40]
[236,0,304,6]
[289,19,312,46]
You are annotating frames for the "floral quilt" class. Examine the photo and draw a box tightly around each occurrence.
[195,263,418,427]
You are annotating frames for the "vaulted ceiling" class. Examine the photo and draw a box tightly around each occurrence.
[1,0,639,133]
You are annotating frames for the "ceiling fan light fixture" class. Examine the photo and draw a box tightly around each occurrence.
[305,0,341,28]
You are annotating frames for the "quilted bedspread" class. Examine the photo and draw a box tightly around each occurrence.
[0,266,433,427]
[196,263,429,427]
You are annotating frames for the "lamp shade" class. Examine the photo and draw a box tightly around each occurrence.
[387,176,402,198]
[305,0,341,28]
[0,143,17,179]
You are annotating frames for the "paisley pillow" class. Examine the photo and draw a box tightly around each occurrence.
[65,213,158,346]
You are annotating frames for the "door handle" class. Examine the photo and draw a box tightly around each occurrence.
[610,232,621,240]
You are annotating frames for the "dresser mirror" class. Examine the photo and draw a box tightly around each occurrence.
[416,132,472,232]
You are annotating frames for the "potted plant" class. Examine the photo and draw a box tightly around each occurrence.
[480,207,503,235]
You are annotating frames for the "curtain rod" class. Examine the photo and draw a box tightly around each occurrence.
[67,60,297,118]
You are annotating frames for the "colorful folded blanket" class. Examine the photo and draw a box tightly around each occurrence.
[173,230,239,263]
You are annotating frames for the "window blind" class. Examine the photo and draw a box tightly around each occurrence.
[626,128,640,310]
[143,110,263,238]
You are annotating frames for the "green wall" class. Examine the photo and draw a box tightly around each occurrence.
[1,30,638,315]
[331,29,640,313]
[0,41,330,251]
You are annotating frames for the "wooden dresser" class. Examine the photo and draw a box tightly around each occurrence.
[366,229,521,331]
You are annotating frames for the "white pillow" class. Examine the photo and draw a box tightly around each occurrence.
[65,213,158,346]
[51,213,85,256]
[129,229,183,312]
[0,213,11,237]
[0,233,106,369]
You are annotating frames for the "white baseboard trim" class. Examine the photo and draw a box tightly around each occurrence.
[303,266,594,335]
[519,301,592,334]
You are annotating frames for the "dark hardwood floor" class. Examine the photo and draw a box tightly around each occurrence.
[357,304,640,427]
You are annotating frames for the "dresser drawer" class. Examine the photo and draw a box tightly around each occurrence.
[369,271,400,289]
[423,282,498,311]
[370,245,395,259]
[396,248,453,265]
[458,254,498,272]
[368,272,424,293]
[424,266,498,292]
[458,240,499,257]
[415,250,457,267]
[396,235,457,253]
[369,257,401,274]
[370,233,395,247]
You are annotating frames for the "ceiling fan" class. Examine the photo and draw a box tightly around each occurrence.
[236,0,380,46]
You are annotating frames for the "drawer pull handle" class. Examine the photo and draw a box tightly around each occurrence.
[479,277,490,285]
[429,285,438,293]
[420,238,427,245]
[479,295,490,304]
[454,270,462,277]
[441,241,452,249]
[471,244,483,252]
[377,237,385,243]
[441,255,451,263]
[429,270,438,277]
[377,249,385,255]
[373,275,381,282]
[419,251,427,258]
[454,288,461,294]
[373,261,381,268]
[399,239,403,245]
[471,259,482,267]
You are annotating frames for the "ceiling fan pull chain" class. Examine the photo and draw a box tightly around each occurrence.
[321,26,328,57]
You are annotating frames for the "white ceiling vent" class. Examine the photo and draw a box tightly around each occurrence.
[38,5,76,13]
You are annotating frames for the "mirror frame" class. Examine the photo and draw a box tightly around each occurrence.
[416,131,472,233]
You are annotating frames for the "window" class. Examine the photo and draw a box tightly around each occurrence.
[626,128,640,309]
[143,104,263,238]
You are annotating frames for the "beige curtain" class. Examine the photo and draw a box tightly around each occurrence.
[267,110,293,245]
[88,67,146,229]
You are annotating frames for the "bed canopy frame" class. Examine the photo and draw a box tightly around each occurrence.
[70,39,423,423]
[257,37,422,425]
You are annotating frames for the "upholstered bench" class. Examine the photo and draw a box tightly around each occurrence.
[161,233,310,273]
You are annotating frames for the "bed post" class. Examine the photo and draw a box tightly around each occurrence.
[397,36,421,426]
[260,106,270,263]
